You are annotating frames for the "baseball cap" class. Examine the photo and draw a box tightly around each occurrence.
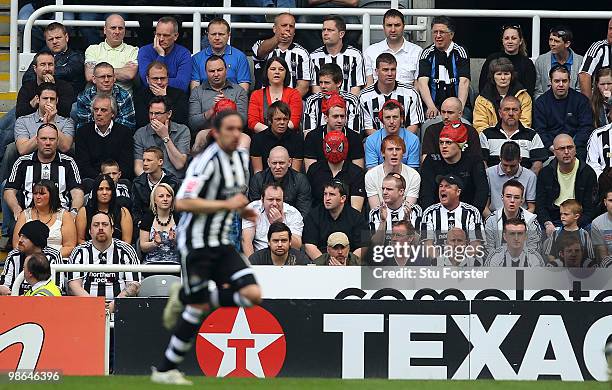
[327,232,349,248]
[440,121,468,145]
[436,174,465,190]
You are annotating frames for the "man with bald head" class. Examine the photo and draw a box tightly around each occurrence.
[536,134,597,235]
[85,14,139,94]
[421,97,482,162]
[248,146,312,216]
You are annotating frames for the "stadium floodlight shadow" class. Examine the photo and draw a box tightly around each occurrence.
[138,274,181,297]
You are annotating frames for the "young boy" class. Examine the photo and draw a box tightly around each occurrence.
[543,199,595,264]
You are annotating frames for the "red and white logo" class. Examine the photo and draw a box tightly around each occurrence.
[196,307,286,378]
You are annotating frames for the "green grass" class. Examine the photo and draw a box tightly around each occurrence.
[1,376,609,389]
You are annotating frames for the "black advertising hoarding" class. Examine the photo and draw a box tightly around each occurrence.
[114,298,612,380]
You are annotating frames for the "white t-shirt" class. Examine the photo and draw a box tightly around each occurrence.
[365,163,421,201]
[242,200,304,252]
[363,38,422,85]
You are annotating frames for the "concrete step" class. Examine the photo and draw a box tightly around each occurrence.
[0,91,16,112]
[0,53,8,72]
[0,14,9,35]
[0,35,8,50]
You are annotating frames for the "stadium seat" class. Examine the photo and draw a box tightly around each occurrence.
[138,274,181,297]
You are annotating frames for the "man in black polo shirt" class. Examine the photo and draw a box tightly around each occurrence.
[303,181,369,261]
[248,146,312,216]
[304,93,364,171]
[250,101,304,174]
[420,121,488,212]
[4,123,84,223]
[307,131,365,212]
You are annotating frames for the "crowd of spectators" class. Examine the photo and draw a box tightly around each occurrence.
[1,9,612,302]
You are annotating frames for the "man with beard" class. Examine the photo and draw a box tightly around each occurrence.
[249,222,310,266]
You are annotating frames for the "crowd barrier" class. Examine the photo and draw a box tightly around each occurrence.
[11,5,612,92]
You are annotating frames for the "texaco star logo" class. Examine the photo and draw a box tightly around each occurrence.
[196,307,286,377]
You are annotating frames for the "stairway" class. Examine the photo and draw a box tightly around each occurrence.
[0,0,12,119]
[0,0,11,260]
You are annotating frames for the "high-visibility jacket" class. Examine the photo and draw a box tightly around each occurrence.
[23,280,62,296]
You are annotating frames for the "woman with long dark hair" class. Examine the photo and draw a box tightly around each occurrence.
[13,179,76,257]
[478,25,536,96]
[248,56,302,132]
[592,67,612,129]
[75,174,133,244]
[473,57,532,132]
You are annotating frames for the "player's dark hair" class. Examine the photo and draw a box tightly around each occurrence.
[213,109,243,131]
[148,95,172,113]
[36,82,57,97]
[262,56,291,87]
[376,52,397,69]
[205,54,227,69]
[266,101,291,126]
[325,179,347,197]
[503,217,526,232]
[502,179,525,197]
[261,183,284,200]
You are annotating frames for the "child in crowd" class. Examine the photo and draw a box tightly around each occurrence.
[543,199,595,264]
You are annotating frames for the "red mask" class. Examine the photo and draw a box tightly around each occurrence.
[323,131,348,164]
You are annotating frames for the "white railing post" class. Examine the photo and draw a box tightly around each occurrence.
[193,12,202,55]
[104,310,110,375]
[223,0,231,45]
[362,13,371,52]
[9,0,18,91]
[55,0,64,23]
[531,15,541,61]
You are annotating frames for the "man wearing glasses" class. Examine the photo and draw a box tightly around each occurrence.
[534,27,584,99]
[535,134,597,237]
[533,65,593,160]
[75,62,136,131]
[417,15,471,120]
[133,96,190,179]
[484,179,540,254]
[134,61,188,129]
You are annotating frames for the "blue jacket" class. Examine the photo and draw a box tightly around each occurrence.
[533,88,593,150]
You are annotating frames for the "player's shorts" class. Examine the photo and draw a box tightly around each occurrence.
[180,245,257,304]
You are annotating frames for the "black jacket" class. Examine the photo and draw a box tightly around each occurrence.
[131,169,181,226]
[248,168,312,216]
[535,159,598,227]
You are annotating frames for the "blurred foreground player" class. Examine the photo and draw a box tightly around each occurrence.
[152,110,262,385]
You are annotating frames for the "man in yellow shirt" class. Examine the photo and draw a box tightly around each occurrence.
[23,253,61,297]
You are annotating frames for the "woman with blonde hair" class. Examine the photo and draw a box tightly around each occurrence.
[139,183,179,265]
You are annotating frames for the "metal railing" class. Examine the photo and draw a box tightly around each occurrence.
[10,263,181,296]
[10,4,612,93]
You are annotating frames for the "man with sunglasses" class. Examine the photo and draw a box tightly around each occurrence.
[534,27,583,99]
[535,134,597,236]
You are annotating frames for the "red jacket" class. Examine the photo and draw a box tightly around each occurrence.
[247,87,302,130]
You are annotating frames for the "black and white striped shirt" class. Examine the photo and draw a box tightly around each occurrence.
[358,82,424,131]
[485,247,545,267]
[479,124,548,168]
[6,152,81,209]
[252,41,311,89]
[421,202,484,245]
[310,44,365,92]
[67,239,140,300]
[579,39,611,76]
[303,90,362,134]
[587,123,612,177]
[369,203,422,233]
[177,143,249,250]
[0,247,63,295]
